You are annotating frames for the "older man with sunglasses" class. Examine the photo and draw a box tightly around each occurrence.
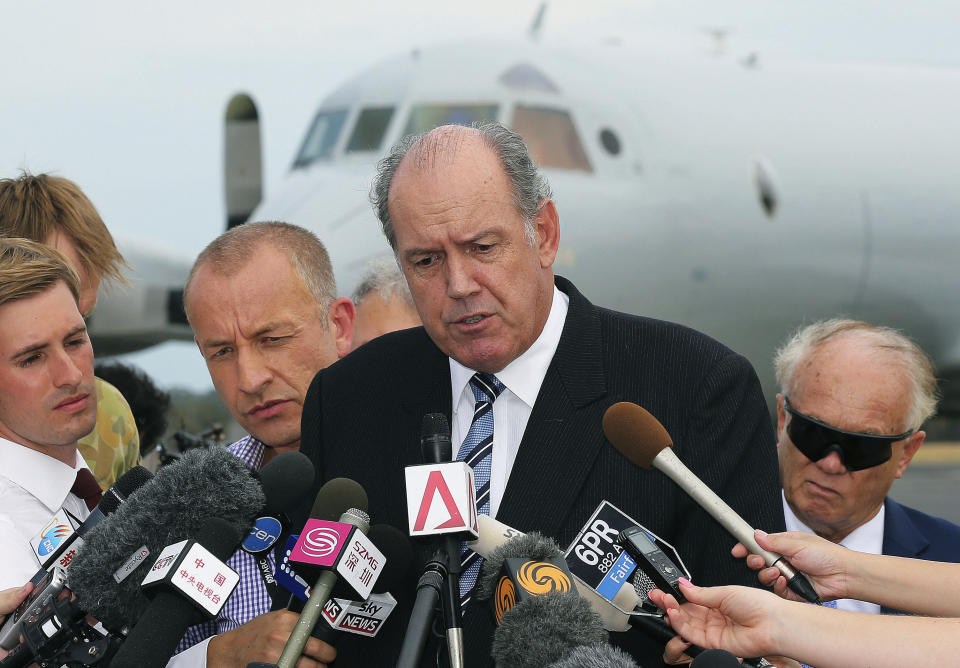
[773,318,960,614]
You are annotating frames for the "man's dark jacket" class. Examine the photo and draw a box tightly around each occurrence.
[299,277,785,666]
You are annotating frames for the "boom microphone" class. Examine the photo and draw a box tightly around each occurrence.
[601,402,820,605]
[68,447,266,631]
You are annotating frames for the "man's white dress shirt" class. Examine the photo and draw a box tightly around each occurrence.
[450,285,569,517]
[0,437,91,590]
[782,490,883,614]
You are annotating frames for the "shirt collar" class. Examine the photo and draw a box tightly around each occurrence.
[781,489,885,552]
[450,284,569,407]
[0,437,87,513]
[227,435,266,471]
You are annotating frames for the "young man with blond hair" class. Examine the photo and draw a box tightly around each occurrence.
[0,172,140,489]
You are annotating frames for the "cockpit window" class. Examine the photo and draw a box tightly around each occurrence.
[293,109,348,168]
[346,107,395,153]
[402,104,499,136]
[510,106,592,172]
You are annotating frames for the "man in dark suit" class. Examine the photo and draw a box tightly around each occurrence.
[300,123,784,666]
[772,319,960,614]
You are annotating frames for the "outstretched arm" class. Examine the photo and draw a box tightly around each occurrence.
[652,580,960,668]
[734,530,960,616]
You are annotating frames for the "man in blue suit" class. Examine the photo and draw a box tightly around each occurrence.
[773,318,960,615]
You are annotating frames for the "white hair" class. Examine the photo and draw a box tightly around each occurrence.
[774,318,938,431]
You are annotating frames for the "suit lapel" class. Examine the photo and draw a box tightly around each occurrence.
[882,497,928,558]
[497,277,608,538]
[399,330,453,464]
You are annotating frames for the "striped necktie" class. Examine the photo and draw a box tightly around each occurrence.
[456,372,504,608]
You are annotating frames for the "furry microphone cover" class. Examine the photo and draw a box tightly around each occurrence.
[69,447,264,631]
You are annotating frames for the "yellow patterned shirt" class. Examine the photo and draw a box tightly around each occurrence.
[77,378,142,490]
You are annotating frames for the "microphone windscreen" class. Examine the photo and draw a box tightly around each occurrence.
[476,531,564,601]
[108,517,242,668]
[69,447,264,631]
[547,643,641,668]
[258,451,314,515]
[492,591,608,668]
[309,477,368,520]
[602,403,673,470]
[691,649,741,667]
[367,524,414,594]
[100,466,154,514]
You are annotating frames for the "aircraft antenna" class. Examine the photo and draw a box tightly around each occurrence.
[528,2,548,41]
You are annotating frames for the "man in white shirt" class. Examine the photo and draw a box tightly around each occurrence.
[0,238,101,590]
[773,319,960,614]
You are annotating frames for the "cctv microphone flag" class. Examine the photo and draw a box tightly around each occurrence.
[140,538,240,618]
[290,519,386,601]
[404,461,479,539]
[491,557,575,625]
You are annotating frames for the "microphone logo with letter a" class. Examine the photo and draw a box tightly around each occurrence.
[404,461,479,539]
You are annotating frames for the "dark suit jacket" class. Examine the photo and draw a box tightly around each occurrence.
[299,277,784,667]
[881,496,960,615]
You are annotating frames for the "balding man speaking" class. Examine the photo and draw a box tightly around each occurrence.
[301,123,783,666]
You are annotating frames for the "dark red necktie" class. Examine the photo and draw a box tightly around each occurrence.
[71,468,103,511]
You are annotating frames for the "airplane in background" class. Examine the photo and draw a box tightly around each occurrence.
[91,32,960,411]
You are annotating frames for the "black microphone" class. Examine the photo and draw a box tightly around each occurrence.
[109,517,242,668]
[396,551,446,668]
[546,643,641,667]
[241,452,316,611]
[68,447,267,632]
[691,649,742,667]
[422,413,466,668]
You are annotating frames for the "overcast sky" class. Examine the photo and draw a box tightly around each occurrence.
[2,0,956,392]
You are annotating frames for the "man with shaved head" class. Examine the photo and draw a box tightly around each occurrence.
[301,123,783,666]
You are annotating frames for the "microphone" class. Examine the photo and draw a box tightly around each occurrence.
[32,465,154,575]
[546,643,640,668]
[471,516,712,663]
[396,552,446,668]
[0,466,154,650]
[492,592,608,668]
[401,413,477,668]
[277,479,380,668]
[108,517,242,668]
[601,402,820,605]
[476,532,610,668]
[68,447,267,632]
[308,524,413,643]
[691,649,742,667]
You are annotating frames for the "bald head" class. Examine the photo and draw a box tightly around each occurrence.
[371,122,552,251]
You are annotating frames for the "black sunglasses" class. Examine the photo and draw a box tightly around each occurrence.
[783,396,914,472]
